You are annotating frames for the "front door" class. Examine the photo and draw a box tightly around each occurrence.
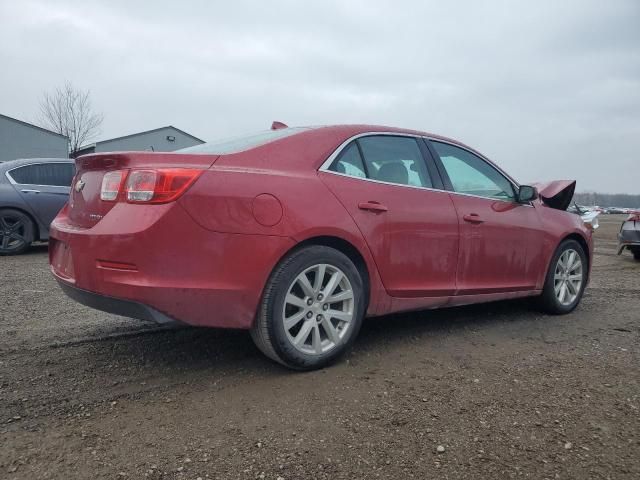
[320,135,459,297]
[429,140,543,294]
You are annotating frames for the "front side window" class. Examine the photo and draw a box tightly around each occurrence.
[9,163,75,187]
[431,141,515,201]
[329,135,432,188]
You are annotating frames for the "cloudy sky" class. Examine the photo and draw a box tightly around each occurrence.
[1,0,638,193]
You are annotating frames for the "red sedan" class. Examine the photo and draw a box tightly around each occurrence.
[50,124,593,369]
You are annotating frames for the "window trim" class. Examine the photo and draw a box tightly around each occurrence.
[320,132,444,193]
[330,141,368,179]
[354,140,370,178]
[319,131,528,206]
[5,161,76,188]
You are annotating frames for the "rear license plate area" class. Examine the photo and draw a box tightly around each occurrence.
[51,240,75,281]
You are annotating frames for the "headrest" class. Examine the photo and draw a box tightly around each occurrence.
[376,162,408,185]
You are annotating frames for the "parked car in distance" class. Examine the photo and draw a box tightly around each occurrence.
[0,158,75,255]
[618,211,640,261]
[566,203,600,229]
[606,207,626,214]
[50,124,594,370]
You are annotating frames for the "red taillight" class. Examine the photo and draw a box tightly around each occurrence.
[126,170,156,202]
[100,170,126,201]
[125,168,203,204]
[100,168,202,204]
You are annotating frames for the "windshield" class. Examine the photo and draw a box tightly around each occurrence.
[177,127,310,155]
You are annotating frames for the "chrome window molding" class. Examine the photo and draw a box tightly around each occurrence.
[5,161,75,188]
[320,169,451,195]
[318,131,532,207]
[318,132,424,172]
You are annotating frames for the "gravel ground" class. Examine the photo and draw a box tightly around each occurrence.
[1,215,638,479]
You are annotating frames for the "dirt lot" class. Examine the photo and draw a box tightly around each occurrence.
[1,214,638,479]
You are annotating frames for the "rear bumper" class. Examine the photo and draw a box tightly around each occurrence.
[50,202,295,329]
[57,280,179,324]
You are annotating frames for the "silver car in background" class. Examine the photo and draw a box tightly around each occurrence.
[0,158,74,255]
[618,211,640,261]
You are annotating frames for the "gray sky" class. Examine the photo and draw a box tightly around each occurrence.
[1,0,638,193]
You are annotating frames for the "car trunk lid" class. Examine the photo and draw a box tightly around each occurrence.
[68,152,217,228]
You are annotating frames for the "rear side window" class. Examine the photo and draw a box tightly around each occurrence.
[330,142,366,178]
[329,135,432,188]
[8,163,75,187]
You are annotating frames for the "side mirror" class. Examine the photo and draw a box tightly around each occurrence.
[517,185,538,203]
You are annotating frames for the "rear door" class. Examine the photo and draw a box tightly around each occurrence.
[320,134,459,297]
[8,162,74,227]
[428,140,544,293]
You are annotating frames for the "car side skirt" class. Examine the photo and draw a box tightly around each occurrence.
[373,289,541,317]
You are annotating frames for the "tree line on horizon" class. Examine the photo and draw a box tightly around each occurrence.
[573,192,640,208]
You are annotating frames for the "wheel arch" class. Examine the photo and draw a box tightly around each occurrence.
[267,234,374,316]
[541,232,591,287]
[295,235,370,294]
[561,232,590,269]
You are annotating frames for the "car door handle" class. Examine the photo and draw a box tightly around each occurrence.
[463,213,484,223]
[21,189,41,194]
[358,201,388,213]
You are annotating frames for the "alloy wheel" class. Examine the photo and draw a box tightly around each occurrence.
[282,263,355,355]
[0,214,27,252]
[553,249,583,306]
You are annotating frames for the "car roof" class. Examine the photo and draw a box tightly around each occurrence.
[177,124,485,162]
[308,124,446,138]
[298,124,483,156]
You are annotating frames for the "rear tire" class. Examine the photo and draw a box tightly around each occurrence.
[250,245,366,370]
[631,247,640,261]
[0,209,34,256]
[537,239,587,314]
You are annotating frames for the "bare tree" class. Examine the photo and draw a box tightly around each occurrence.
[38,82,104,156]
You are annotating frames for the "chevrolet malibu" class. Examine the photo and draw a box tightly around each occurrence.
[50,124,593,370]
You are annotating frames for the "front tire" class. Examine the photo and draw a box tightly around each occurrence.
[0,209,35,256]
[631,247,640,261]
[250,245,366,370]
[537,239,587,314]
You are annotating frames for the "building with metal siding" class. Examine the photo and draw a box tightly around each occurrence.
[74,126,204,156]
[0,113,69,162]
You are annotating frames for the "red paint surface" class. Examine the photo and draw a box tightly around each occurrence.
[50,125,593,329]
[251,194,283,227]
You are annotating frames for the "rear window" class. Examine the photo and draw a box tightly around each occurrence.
[329,135,433,188]
[178,128,310,155]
